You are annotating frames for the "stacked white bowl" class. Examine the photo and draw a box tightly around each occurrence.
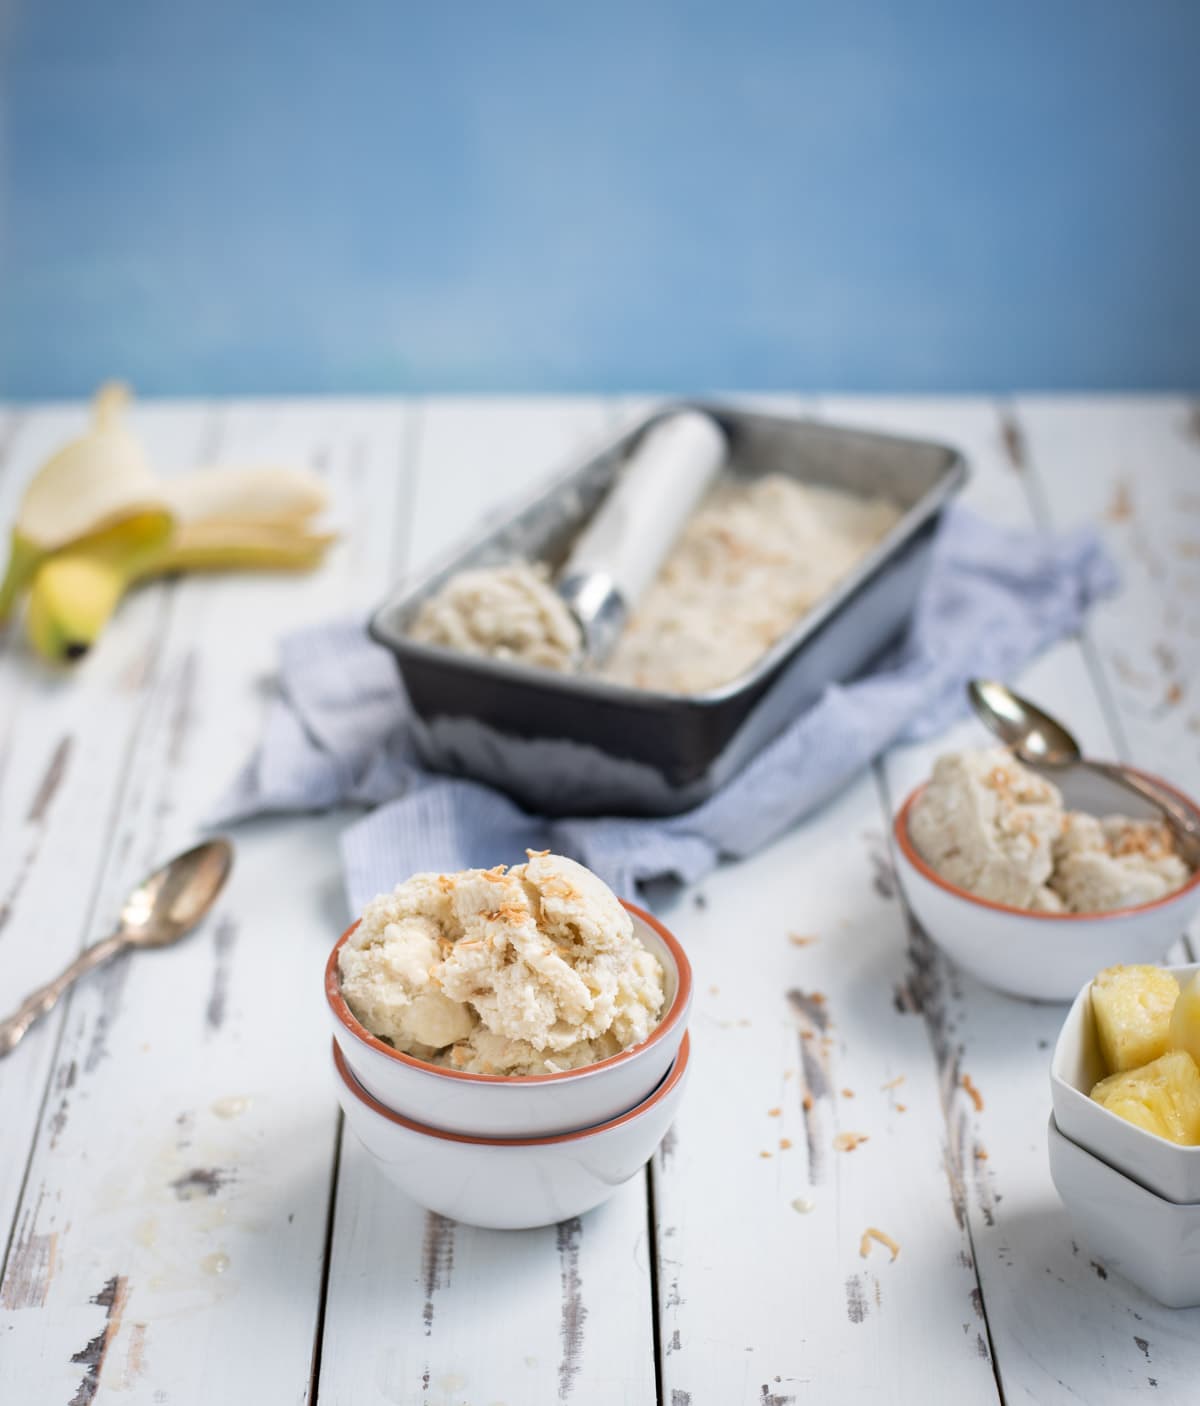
[325,901,693,1230]
[1049,963,1200,1307]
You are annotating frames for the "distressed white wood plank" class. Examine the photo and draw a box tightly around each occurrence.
[650,789,998,1404]
[1017,395,1200,962]
[638,390,1000,1406]
[0,402,216,1256]
[821,397,1200,1404]
[0,400,413,1406]
[404,395,612,572]
[318,397,658,1405]
[1015,397,1199,785]
[323,1146,655,1406]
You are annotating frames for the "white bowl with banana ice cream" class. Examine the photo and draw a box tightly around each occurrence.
[892,748,1200,1000]
[325,852,691,1136]
[330,1031,691,1230]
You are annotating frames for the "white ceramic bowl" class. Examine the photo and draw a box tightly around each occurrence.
[1050,961,1200,1203]
[325,900,692,1137]
[891,765,1200,1001]
[332,1031,690,1229]
[1048,1115,1200,1308]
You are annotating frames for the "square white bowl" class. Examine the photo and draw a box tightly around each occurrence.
[1048,1115,1200,1308]
[1050,962,1200,1203]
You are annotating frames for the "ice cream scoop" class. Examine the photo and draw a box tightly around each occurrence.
[410,409,728,669]
[557,408,727,662]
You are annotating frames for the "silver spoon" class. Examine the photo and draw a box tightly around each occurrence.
[968,680,1200,866]
[0,838,234,1057]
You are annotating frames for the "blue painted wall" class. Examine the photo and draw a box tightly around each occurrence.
[1,1,1197,397]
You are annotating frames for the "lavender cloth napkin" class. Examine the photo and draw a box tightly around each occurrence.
[212,506,1118,910]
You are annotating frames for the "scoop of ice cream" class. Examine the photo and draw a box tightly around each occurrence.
[908,748,1064,907]
[1050,813,1189,913]
[409,561,581,671]
[338,853,666,1075]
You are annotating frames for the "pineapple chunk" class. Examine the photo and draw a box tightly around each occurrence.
[1090,964,1179,1074]
[1091,1050,1200,1145]
[1170,971,1200,1065]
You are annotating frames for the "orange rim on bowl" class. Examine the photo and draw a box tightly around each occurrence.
[331,1030,690,1146]
[894,770,1200,922]
[325,899,693,1083]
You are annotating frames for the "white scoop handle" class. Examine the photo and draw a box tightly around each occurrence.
[563,410,726,607]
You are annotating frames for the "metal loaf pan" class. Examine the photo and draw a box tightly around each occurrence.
[370,403,967,817]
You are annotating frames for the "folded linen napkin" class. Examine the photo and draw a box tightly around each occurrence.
[213,506,1118,909]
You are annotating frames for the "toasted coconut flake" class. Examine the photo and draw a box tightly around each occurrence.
[880,1075,906,1091]
[859,1227,900,1262]
[833,1131,869,1152]
[768,1107,782,1117]
[962,1074,984,1113]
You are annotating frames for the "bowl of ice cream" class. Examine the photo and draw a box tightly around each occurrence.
[1050,962,1200,1202]
[891,749,1200,1000]
[331,1030,690,1229]
[325,852,692,1136]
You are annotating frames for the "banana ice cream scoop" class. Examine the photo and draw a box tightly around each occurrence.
[909,748,1065,910]
[910,748,1193,913]
[409,409,727,669]
[408,561,583,670]
[1050,813,1190,913]
[337,852,666,1076]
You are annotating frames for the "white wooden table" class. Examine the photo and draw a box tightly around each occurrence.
[0,395,1197,1405]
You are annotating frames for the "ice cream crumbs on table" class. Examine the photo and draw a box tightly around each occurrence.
[337,852,666,1076]
[909,747,1192,914]
[409,561,581,670]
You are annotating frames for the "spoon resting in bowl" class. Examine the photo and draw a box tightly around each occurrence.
[968,680,1200,867]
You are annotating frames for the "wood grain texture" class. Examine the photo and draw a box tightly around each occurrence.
[1016,395,1200,961]
[0,401,412,1405]
[315,397,658,1406]
[0,404,214,1255]
[823,396,1200,1406]
[0,394,1194,1405]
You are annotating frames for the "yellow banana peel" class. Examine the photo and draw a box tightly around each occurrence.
[0,382,164,623]
[25,511,176,663]
[26,518,336,664]
[5,381,338,661]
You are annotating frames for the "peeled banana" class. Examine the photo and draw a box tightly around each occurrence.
[1,383,337,662]
[27,519,335,662]
[0,383,162,621]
